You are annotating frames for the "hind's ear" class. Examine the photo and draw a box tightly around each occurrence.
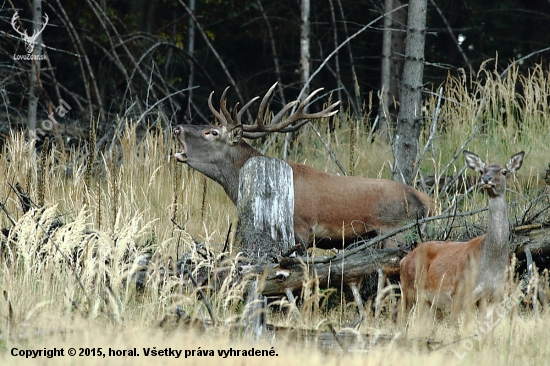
[507,151,524,173]
[463,150,485,173]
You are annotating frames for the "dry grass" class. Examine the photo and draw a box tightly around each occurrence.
[0,62,550,364]
[0,310,549,365]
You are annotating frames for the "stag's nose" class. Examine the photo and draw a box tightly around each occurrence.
[173,126,181,136]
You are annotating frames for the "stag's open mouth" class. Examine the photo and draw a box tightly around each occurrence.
[174,140,187,162]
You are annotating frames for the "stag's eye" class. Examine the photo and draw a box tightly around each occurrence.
[502,169,508,176]
[205,129,218,136]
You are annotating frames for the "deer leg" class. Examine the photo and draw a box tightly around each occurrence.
[285,288,300,319]
[348,282,365,327]
[374,268,385,328]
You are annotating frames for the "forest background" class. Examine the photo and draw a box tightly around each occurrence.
[2,0,549,148]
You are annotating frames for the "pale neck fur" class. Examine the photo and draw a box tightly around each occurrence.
[477,192,510,293]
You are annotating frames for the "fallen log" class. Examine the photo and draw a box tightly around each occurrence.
[234,223,550,299]
[240,247,405,297]
[514,225,550,256]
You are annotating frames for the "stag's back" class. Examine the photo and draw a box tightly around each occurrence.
[290,163,434,248]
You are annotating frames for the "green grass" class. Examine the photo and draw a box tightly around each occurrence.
[0,61,550,364]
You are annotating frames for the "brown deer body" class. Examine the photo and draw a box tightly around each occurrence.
[174,84,434,249]
[400,151,524,312]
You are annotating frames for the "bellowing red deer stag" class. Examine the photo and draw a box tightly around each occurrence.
[400,150,524,314]
[173,83,434,250]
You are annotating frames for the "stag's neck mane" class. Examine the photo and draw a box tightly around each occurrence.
[217,140,263,203]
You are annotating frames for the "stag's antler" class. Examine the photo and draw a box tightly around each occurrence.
[209,83,340,139]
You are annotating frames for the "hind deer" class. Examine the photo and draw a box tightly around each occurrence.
[399,150,524,315]
[173,83,434,250]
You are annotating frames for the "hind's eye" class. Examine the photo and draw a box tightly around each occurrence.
[502,170,508,176]
[212,130,218,136]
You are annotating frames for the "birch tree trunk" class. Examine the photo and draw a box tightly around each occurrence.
[284,0,311,160]
[392,0,427,184]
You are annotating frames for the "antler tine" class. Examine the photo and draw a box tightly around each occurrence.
[255,82,278,128]
[220,86,242,127]
[297,100,341,120]
[220,86,230,103]
[300,87,324,106]
[208,91,227,126]
[236,96,260,124]
[220,99,235,127]
[231,102,240,125]
[291,87,340,119]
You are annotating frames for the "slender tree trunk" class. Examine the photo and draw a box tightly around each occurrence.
[186,0,196,120]
[328,0,342,107]
[284,0,311,160]
[380,0,407,142]
[379,0,393,140]
[390,0,406,119]
[335,0,361,115]
[28,0,44,137]
[256,0,286,105]
[392,0,427,184]
[299,0,310,100]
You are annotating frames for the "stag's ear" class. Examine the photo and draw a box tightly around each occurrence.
[464,150,485,173]
[506,151,524,174]
[227,125,243,145]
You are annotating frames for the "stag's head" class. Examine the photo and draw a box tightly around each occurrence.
[173,122,244,167]
[11,11,49,53]
[173,83,339,172]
